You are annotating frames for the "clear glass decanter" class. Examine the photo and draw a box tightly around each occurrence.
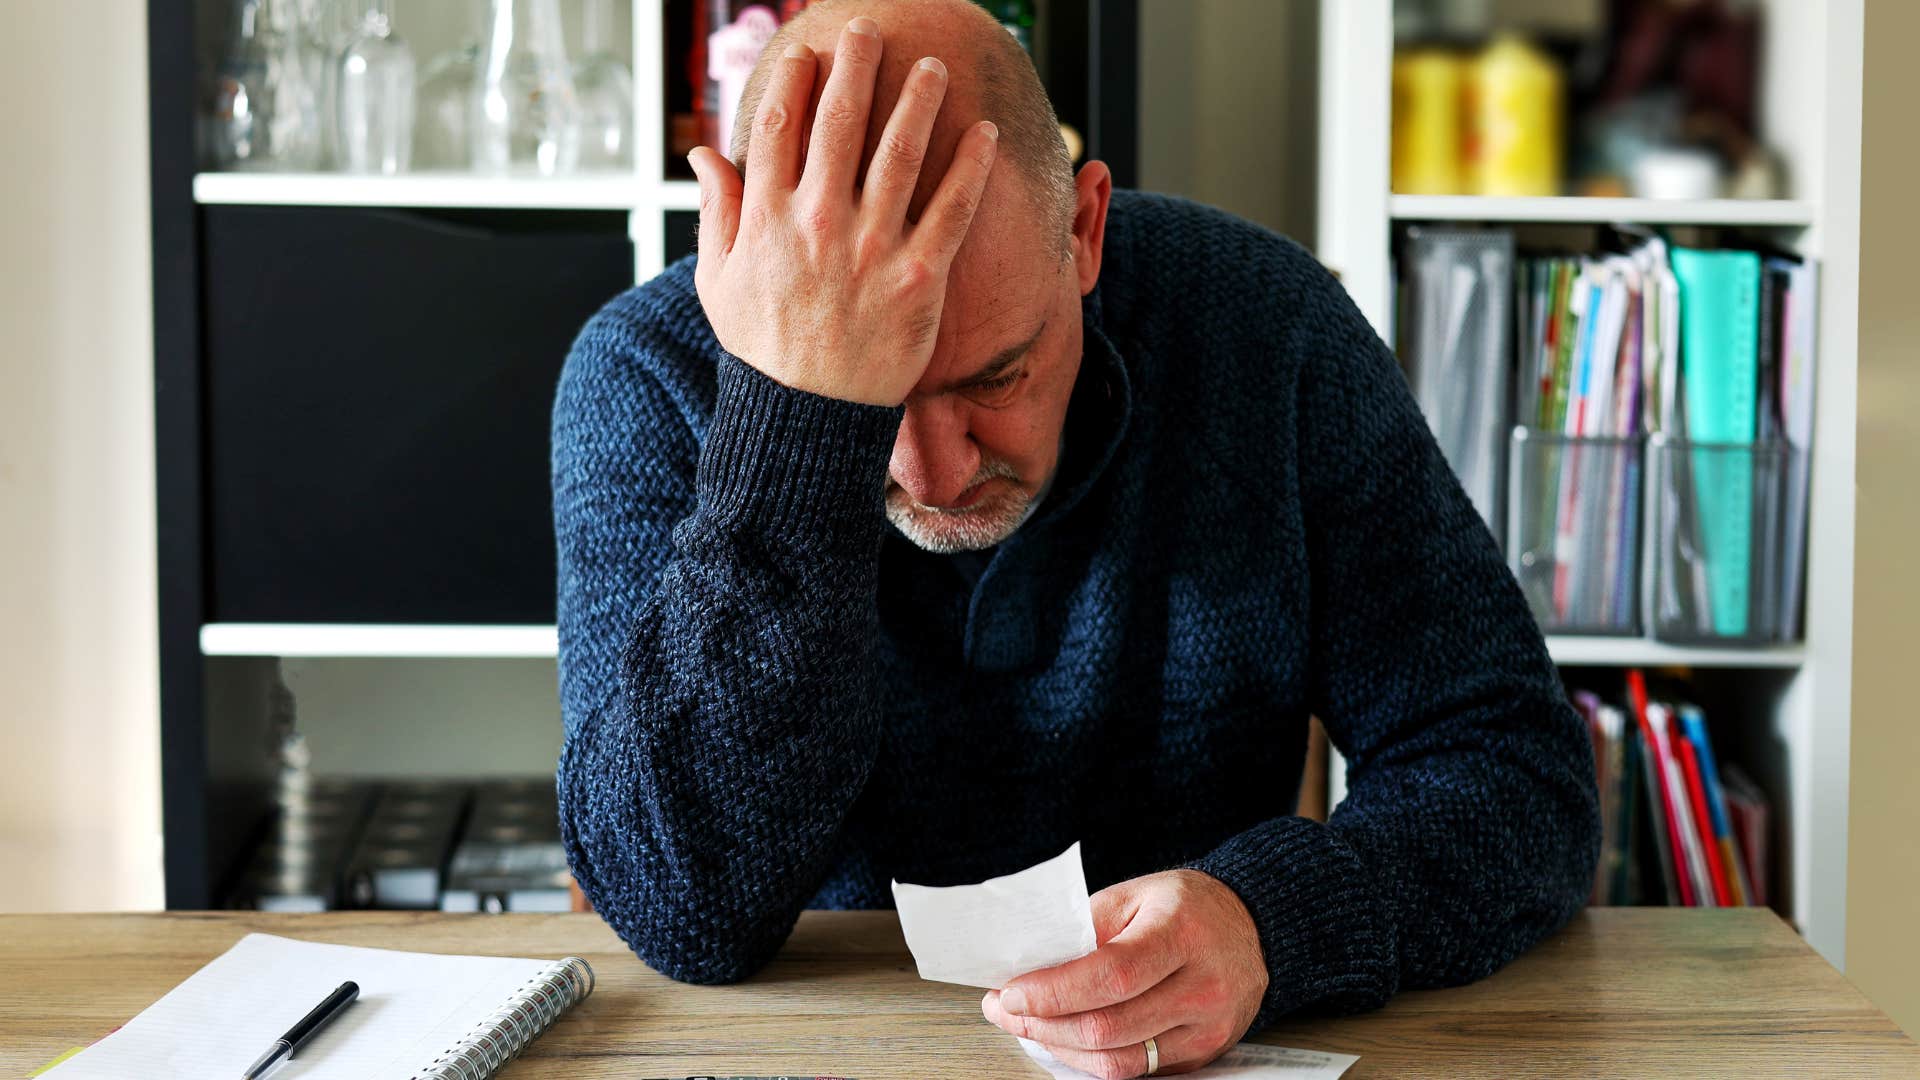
[572,0,634,170]
[208,0,328,170]
[473,0,580,175]
[335,0,416,173]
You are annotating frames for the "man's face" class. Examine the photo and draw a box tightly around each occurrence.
[884,172,1093,554]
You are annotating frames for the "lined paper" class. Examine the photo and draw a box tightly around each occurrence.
[43,933,556,1079]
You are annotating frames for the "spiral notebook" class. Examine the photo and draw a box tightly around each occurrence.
[40,933,593,1079]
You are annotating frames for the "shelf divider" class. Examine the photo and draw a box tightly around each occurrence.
[193,172,650,211]
[1390,194,1815,227]
[200,623,559,659]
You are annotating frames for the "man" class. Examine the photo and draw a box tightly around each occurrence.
[551,1,1598,1076]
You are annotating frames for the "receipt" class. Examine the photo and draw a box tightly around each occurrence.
[1021,1038,1360,1079]
[891,842,1099,988]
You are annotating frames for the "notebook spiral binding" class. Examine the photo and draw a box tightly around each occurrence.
[413,956,595,1080]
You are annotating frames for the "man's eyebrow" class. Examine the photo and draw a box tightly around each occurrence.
[944,321,1048,392]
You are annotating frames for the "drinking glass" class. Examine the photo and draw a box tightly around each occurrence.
[335,0,416,173]
[573,0,634,169]
[473,0,580,175]
[416,43,481,171]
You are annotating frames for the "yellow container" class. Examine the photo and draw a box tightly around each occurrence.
[1392,48,1465,195]
[1464,33,1564,197]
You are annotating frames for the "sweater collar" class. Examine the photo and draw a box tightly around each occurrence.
[1028,282,1133,528]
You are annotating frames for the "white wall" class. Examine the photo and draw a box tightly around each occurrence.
[1138,0,1319,244]
[0,0,163,910]
[1848,0,1920,1038]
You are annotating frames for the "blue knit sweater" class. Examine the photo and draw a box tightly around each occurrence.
[551,191,1598,1028]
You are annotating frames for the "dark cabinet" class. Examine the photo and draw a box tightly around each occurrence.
[202,206,632,624]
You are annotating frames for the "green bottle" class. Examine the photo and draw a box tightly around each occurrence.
[978,0,1035,53]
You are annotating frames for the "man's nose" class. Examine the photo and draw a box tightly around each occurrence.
[890,398,980,508]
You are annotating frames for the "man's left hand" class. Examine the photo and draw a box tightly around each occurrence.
[981,869,1268,1078]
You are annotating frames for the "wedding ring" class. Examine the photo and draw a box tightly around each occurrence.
[1143,1035,1160,1075]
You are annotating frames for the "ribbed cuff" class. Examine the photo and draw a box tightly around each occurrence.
[696,354,905,547]
[1188,817,1396,1029]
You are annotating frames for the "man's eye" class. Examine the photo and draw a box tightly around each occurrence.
[969,370,1027,401]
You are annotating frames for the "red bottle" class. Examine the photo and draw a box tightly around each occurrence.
[706,1,784,154]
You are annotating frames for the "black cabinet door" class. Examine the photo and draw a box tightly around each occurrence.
[202,206,633,624]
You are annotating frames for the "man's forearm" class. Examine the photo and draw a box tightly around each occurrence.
[558,355,904,984]
[1190,686,1597,1028]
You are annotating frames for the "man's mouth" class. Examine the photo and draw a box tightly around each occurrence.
[944,481,990,511]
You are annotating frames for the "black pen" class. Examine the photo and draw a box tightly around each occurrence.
[241,980,359,1079]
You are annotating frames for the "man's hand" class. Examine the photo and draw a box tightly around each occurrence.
[982,870,1268,1079]
[686,16,1001,407]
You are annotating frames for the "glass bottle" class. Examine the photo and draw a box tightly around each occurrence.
[706,2,782,157]
[303,0,355,166]
[473,0,580,176]
[416,43,482,171]
[335,0,416,174]
[572,0,634,170]
[209,0,327,170]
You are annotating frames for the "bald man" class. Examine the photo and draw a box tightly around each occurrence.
[551,1,1598,1076]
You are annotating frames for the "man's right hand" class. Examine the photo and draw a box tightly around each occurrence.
[686,16,1001,408]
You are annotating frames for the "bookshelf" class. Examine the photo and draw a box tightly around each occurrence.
[1316,0,1864,968]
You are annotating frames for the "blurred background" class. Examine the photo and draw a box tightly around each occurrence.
[0,0,1913,1036]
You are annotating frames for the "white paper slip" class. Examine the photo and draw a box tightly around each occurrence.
[891,841,1099,988]
[1022,1037,1360,1079]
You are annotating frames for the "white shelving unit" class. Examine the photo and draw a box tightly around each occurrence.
[187,2,1865,963]
[1318,0,1863,968]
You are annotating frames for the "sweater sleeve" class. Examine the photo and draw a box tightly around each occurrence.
[1189,275,1600,1028]
[551,312,903,985]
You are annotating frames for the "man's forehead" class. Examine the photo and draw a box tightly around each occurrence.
[925,213,1059,382]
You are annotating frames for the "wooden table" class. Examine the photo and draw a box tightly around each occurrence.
[2,909,1913,1078]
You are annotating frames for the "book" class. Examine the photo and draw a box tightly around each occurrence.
[1773,257,1819,640]
[1673,728,1733,906]
[1612,714,1643,905]
[1721,764,1773,907]
[1626,672,1686,906]
[1670,246,1762,638]
[1647,703,1716,905]
[1572,690,1610,904]
[39,934,593,1079]
[1680,705,1752,905]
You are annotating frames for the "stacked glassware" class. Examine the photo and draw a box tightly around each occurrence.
[205,0,636,176]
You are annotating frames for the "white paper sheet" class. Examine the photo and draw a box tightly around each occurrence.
[1022,1037,1360,1079]
[891,841,1099,988]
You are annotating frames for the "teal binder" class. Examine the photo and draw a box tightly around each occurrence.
[1672,247,1761,637]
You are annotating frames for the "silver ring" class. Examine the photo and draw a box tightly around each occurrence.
[1143,1036,1159,1076]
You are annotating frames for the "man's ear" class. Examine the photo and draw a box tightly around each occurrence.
[1069,160,1113,296]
